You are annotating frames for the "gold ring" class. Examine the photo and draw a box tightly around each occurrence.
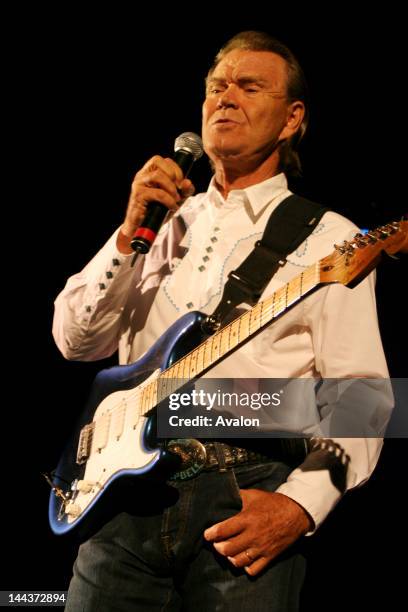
[244,550,254,562]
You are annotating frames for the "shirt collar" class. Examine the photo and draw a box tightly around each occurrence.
[206,172,289,216]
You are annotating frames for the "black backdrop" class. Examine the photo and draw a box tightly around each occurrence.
[5,5,407,609]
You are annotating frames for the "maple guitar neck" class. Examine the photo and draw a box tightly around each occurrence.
[136,220,408,416]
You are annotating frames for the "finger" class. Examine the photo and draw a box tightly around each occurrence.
[137,170,181,202]
[178,178,195,198]
[135,187,179,211]
[244,556,270,577]
[163,157,185,184]
[226,548,259,569]
[212,532,252,557]
[141,155,184,185]
[204,515,245,542]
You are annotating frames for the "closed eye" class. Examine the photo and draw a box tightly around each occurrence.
[208,86,225,94]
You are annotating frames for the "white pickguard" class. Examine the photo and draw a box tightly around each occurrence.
[66,369,161,523]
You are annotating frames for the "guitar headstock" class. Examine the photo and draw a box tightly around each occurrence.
[319,220,407,287]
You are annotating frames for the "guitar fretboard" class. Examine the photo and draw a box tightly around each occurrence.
[138,262,321,415]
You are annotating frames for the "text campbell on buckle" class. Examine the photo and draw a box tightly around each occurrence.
[167,439,207,480]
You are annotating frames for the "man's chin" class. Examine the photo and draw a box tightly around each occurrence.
[209,143,245,160]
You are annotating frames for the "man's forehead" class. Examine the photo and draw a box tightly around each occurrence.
[211,49,287,82]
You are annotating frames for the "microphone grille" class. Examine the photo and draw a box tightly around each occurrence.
[174,132,204,161]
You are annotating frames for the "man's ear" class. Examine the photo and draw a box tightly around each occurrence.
[279,101,305,142]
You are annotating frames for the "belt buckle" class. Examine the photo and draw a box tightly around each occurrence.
[167,439,207,481]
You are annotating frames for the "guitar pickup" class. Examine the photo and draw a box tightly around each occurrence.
[92,413,111,452]
[76,422,94,464]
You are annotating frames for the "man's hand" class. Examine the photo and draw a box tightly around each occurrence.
[204,489,313,576]
[117,155,195,254]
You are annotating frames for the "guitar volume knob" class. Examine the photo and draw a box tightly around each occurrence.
[76,480,95,493]
[64,501,81,518]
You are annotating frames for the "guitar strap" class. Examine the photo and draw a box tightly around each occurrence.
[204,194,330,332]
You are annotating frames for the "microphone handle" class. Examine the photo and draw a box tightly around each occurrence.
[130,149,195,254]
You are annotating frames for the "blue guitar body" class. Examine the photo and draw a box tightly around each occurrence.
[49,311,209,538]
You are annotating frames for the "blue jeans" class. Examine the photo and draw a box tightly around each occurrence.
[66,461,306,611]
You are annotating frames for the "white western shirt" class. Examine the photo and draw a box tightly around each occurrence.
[53,173,393,532]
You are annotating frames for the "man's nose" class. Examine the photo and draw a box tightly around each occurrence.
[216,85,239,109]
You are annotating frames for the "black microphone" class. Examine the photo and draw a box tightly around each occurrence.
[130,132,203,256]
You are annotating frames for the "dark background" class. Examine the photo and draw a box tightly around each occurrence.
[5,5,407,609]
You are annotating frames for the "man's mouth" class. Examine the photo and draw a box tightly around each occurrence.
[214,118,239,125]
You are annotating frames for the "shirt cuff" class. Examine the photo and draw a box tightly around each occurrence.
[275,468,342,535]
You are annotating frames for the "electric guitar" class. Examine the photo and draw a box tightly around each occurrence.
[47,220,407,538]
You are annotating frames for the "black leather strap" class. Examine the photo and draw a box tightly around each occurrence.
[204,194,329,331]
